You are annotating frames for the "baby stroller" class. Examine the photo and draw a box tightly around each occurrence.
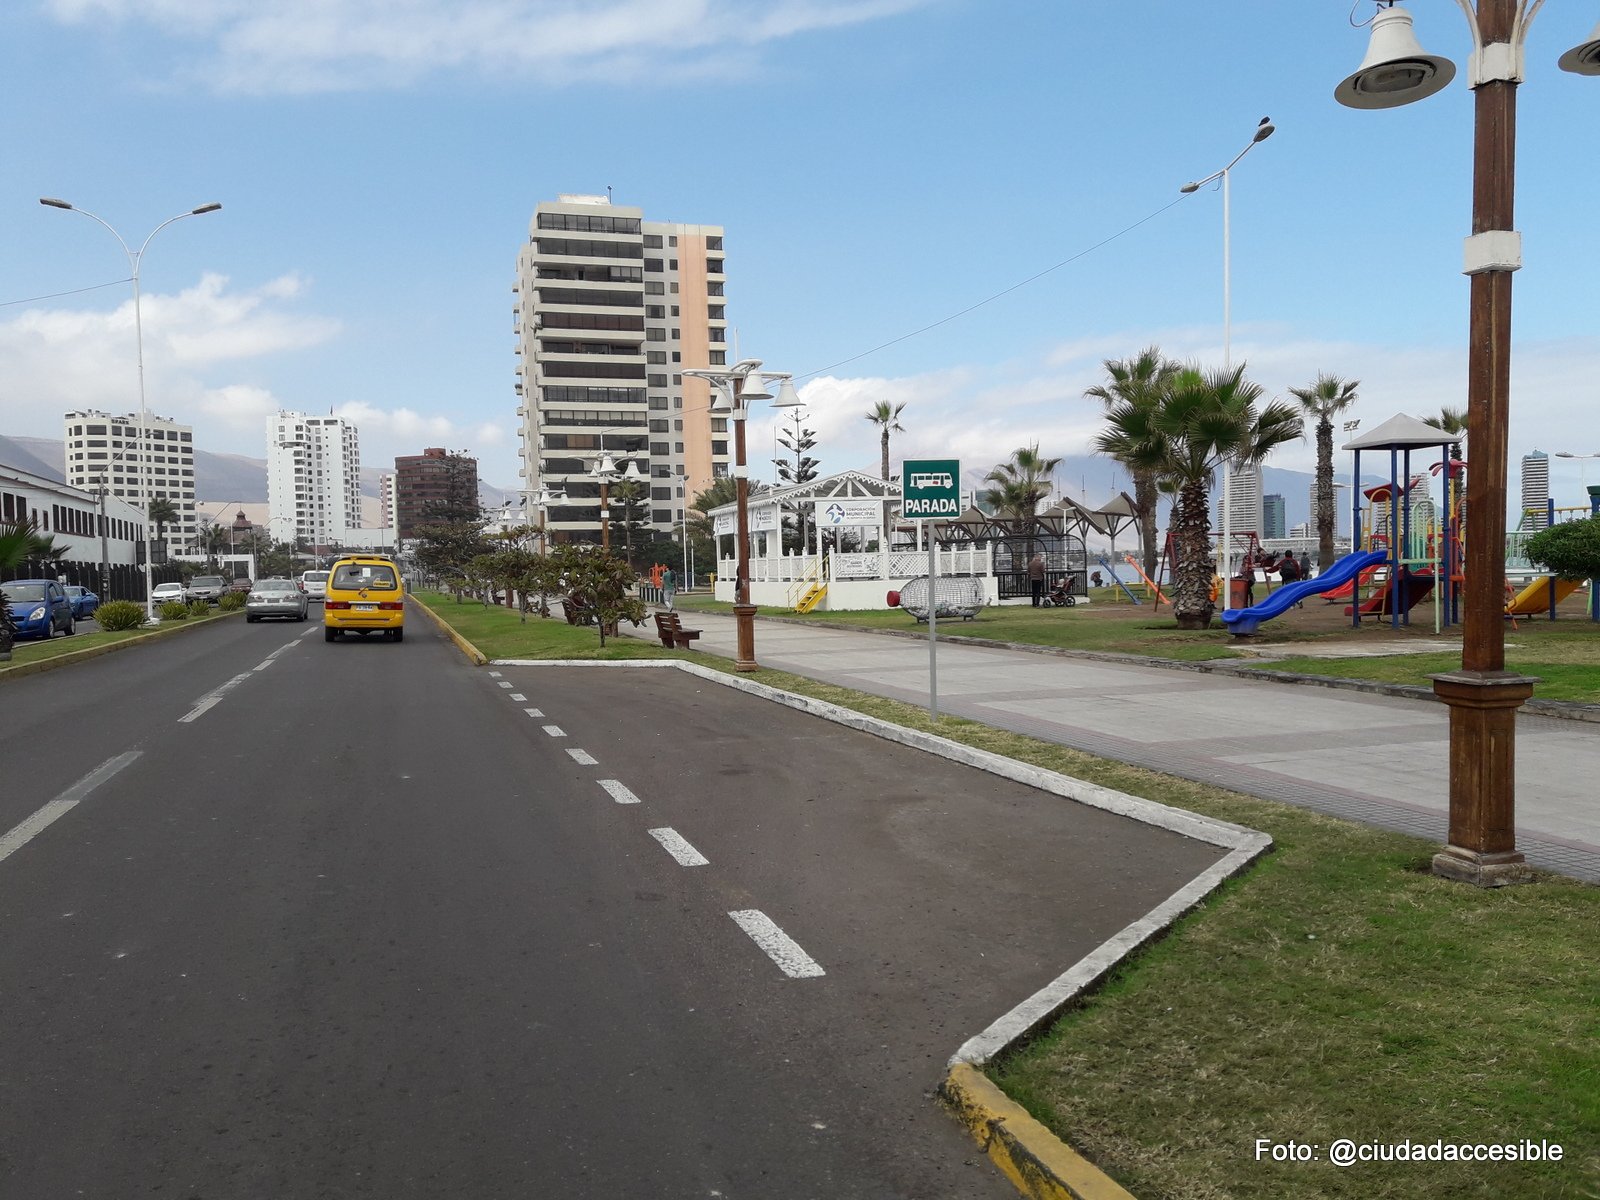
[1041,578,1077,607]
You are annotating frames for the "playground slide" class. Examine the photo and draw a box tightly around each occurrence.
[1319,562,1383,603]
[1506,576,1580,616]
[1353,573,1435,617]
[1221,549,1389,636]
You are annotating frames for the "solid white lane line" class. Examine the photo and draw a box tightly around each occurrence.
[598,779,640,805]
[523,708,544,718]
[498,681,513,689]
[566,749,598,766]
[729,910,826,979]
[542,725,566,738]
[509,693,526,702]
[648,827,709,867]
[180,672,254,723]
[0,752,141,866]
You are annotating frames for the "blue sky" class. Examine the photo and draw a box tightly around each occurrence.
[3,0,1597,508]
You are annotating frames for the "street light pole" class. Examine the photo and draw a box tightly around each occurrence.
[1181,118,1275,610]
[40,197,221,623]
[684,361,802,672]
[1337,0,1597,885]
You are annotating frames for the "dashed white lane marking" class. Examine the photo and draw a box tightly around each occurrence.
[498,681,514,689]
[180,672,254,723]
[509,693,526,702]
[598,779,640,805]
[300,627,318,638]
[542,725,566,738]
[523,708,544,718]
[729,910,826,979]
[488,671,503,678]
[253,659,275,672]
[648,827,709,867]
[0,752,141,866]
[566,749,598,766]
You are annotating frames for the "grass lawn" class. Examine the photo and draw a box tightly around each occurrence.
[423,591,1599,1199]
[411,591,682,662]
[1244,620,1600,704]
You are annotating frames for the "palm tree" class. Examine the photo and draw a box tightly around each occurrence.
[1423,406,1468,460]
[1086,347,1179,582]
[1103,364,1302,629]
[865,400,907,542]
[147,496,178,546]
[1288,372,1360,571]
[983,443,1062,558]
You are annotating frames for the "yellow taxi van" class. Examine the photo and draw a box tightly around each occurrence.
[323,555,405,642]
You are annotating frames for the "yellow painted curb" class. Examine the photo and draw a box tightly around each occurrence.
[941,1063,1136,1200]
[408,595,487,665]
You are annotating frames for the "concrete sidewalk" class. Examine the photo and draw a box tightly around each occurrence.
[626,609,1600,884]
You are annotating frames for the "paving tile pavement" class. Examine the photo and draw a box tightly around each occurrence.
[625,610,1600,884]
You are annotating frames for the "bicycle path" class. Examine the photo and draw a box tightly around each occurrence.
[624,610,1600,884]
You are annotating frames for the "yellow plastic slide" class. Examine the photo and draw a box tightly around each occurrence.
[1506,576,1581,615]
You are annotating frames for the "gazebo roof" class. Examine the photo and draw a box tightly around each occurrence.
[703,469,897,520]
[1343,414,1456,451]
[1041,497,1108,537]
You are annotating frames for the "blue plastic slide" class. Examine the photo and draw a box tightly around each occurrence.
[1220,549,1389,636]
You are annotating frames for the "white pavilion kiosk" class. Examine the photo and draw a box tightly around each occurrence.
[708,470,998,611]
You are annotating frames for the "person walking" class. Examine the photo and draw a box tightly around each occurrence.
[1028,552,1046,607]
[661,566,677,612]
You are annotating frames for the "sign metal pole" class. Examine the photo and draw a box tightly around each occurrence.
[902,457,961,723]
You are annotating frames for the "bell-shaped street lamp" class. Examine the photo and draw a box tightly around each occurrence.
[1335,5,1457,109]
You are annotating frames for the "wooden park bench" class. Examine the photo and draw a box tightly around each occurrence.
[653,611,702,650]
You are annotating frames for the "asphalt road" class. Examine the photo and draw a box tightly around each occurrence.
[0,609,1221,1197]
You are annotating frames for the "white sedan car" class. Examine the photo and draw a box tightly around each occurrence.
[151,581,189,604]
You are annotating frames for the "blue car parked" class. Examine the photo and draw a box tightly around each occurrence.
[65,585,100,620]
[5,579,75,639]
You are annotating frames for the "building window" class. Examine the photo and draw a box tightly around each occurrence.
[646,281,664,294]
[712,441,728,455]
[644,258,663,272]
[673,420,683,431]
[710,351,726,365]
[709,328,726,342]
[707,259,723,273]
[646,305,665,318]
[668,235,677,247]
[647,351,667,364]
[643,234,663,248]
[648,374,668,387]
[651,442,670,456]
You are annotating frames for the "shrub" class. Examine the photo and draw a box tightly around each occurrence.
[186,599,212,619]
[217,592,246,612]
[1524,516,1600,580]
[95,600,147,631]
[159,601,190,621]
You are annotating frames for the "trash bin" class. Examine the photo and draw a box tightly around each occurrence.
[1230,579,1251,608]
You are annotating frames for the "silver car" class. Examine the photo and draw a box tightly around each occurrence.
[246,578,310,623]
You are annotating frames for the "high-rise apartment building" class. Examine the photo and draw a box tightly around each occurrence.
[63,409,196,555]
[266,412,362,549]
[514,194,730,546]
[1521,450,1550,529]
[1215,462,1264,538]
[394,448,479,540]
[1262,494,1286,540]
[1307,480,1349,540]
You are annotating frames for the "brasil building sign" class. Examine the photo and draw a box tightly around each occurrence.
[901,458,960,519]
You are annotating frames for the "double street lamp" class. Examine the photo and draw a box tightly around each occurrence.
[1337,1,1599,886]
[587,431,644,552]
[40,196,222,623]
[682,360,802,672]
[1180,117,1276,610]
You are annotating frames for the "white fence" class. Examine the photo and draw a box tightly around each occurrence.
[729,548,992,584]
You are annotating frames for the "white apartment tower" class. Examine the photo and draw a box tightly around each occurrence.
[1217,462,1264,540]
[514,194,730,546]
[1521,450,1550,529]
[1307,480,1349,540]
[267,412,362,549]
[63,409,196,555]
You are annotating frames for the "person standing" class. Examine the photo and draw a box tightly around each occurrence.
[1028,552,1046,607]
[661,566,677,612]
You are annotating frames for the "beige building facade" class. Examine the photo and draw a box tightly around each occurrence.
[513,194,730,546]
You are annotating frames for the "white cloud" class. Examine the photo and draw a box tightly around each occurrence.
[0,273,338,442]
[43,0,935,94]
[772,325,1600,501]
